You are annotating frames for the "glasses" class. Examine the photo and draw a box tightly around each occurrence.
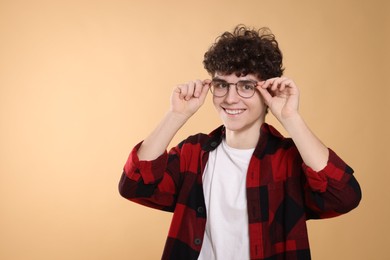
[209,79,258,98]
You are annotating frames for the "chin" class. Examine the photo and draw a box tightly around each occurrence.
[222,119,263,134]
[223,122,248,133]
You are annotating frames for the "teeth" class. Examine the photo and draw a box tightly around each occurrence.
[225,109,244,115]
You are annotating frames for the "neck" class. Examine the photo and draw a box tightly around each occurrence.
[225,124,262,149]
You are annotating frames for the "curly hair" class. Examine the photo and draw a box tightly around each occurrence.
[203,25,284,80]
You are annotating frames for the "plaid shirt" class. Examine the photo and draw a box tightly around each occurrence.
[119,123,361,260]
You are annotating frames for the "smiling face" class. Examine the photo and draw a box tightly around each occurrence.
[212,72,267,137]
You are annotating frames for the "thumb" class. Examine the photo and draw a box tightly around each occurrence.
[257,86,272,106]
[199,80,211,98]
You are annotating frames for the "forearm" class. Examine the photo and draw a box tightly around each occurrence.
[137,111,188,161]
[282,114,329,171]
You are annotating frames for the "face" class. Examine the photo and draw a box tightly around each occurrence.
[212,72,267,135]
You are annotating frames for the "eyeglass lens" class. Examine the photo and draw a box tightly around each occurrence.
[210,80,257,98]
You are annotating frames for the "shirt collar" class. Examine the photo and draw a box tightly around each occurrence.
[202,123,284,152]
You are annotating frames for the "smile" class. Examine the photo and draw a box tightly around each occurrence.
[224,109,245,115]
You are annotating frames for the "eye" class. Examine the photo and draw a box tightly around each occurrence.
[238,81,256,91]
[243,84,255,90]
[212,81,229,89]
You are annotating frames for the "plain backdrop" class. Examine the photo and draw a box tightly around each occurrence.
[0,0,389,259]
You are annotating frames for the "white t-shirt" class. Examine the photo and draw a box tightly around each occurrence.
[198,139,255,260]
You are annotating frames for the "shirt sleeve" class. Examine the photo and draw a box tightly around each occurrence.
[118,141,181,212]
[124,141,169,184]
[302,148,362,219]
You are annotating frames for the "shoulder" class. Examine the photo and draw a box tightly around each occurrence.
[255,123,298,158]
[178,125,224,151]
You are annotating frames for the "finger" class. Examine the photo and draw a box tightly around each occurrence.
[270,77,286,91]
[259,79,271,89]
[257,86,273,106]
[257,80,266,88]
[279,78,291,92]
[279,78,298,95]
[256,81,267,91]
[203,78,212,86]
[274,77,293,93]
[257,80,274,98]
[261,77,279,90]
[176,84,188,100]
[197,83,210,104]
[185,81,195,100]
[193,79,203,98]
[284,79,296,89]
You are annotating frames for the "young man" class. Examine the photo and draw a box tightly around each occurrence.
[119,25,361,260]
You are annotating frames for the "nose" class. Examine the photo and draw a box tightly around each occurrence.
[224,85,240,103]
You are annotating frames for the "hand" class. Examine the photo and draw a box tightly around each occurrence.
[170,79,211,119]
[257,77,300,122]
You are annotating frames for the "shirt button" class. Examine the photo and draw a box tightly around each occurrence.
[197,206,204,214]
[194,238,202,245]
[210,141,218,147]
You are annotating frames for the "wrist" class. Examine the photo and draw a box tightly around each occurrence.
[166,110,190,125]
[280,111,301,126]
[280,112,305,134]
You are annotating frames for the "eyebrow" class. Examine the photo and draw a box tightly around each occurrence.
[212,78,256,83]
[211,78,226,82]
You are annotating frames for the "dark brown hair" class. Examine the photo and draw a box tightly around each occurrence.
[203,25,284,80]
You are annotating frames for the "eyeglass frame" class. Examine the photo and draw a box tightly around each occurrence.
[209,79,259,99]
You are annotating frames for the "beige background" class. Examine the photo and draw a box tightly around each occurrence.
[0,0,389,259]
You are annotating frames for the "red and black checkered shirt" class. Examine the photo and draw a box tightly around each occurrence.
[119,123,361,260]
